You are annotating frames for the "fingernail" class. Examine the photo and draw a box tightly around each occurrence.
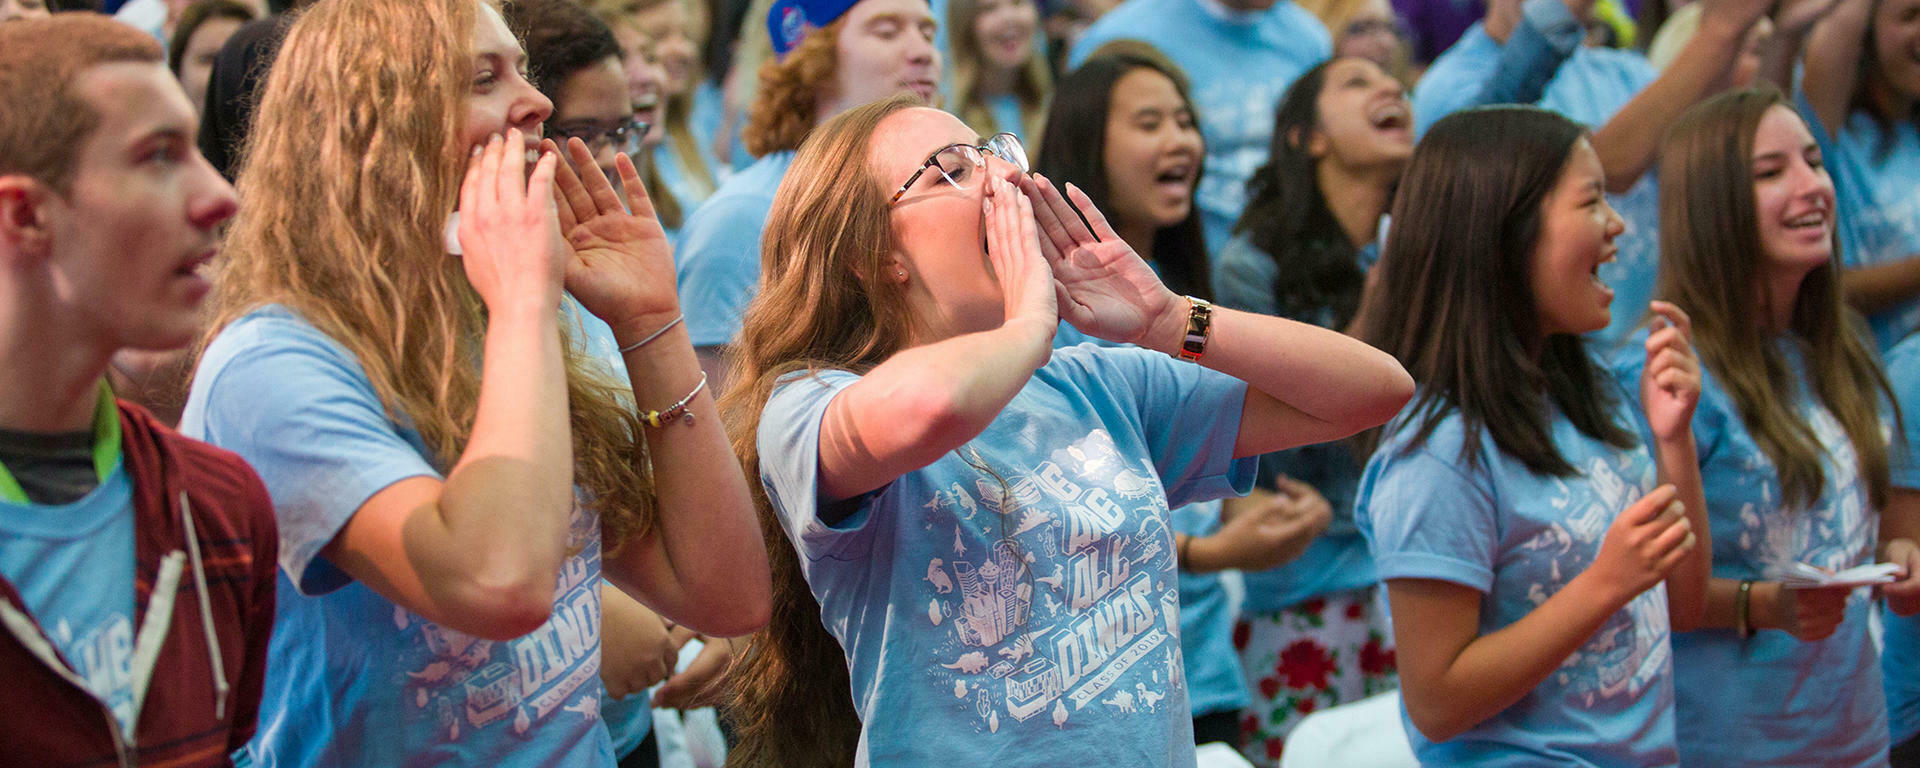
[471,144,483,158]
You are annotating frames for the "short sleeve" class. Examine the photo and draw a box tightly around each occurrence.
[1211,236,1281,316]
[1358,443,1499,591]
[185,313,441,596]
[1066,347,1256,508]
[755,370,878,560]
[674,191,771,348]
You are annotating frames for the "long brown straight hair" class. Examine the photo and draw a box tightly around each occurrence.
[1360,107,1635,474]
[946,0,1051,144]
[718,94,922,768]
[206,0,658,547]
[1657,88,1893,509]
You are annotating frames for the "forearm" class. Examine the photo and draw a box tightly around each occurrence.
[1481,0,1585,106]
[1759,27,1810,95]
[606,319,771,637]
[429,306,575,600]
[1803,0,1873,134]
[1842,257,1920,316]
[1404,573,1627,741]
[814,316,1054,501]
[1885,490,1920,557]
[1592,15,1746,192]
[1653,434,1711,629]
[1141,304,1411,455]
[1699,577,1785,631]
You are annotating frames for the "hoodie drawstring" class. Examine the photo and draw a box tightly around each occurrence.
[178,492,229,722]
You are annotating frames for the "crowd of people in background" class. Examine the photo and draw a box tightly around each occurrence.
[1,0,1918,766]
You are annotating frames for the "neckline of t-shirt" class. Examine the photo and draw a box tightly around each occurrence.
[0,463,132,539]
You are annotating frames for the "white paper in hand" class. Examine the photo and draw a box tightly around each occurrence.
[1779,561,1903,589]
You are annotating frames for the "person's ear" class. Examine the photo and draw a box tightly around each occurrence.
[1296,126,1330,159]
[0,176,54,263]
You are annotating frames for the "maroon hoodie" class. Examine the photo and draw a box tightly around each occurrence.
[0,402,277,768]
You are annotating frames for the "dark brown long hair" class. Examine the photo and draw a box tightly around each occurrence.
[1035,44,1211,300]
[1360,106,1634,474]
[719,95,921,768]
[1657,87,1893,508]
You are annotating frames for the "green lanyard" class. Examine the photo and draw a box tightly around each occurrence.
[0,383,121,505]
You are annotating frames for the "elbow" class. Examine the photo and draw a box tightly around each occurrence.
[700,592,773,638]
[1355,358,1415,428]
[447,575,562,641]
[1402,693,1470,744]
[897,385,986,460]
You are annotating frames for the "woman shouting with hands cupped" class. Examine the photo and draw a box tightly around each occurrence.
[720,94,1414,768]
[181,1,769,764]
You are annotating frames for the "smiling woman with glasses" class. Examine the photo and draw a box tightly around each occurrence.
[718,93,1414,768]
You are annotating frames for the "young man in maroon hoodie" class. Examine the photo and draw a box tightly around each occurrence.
[0,13,277,767]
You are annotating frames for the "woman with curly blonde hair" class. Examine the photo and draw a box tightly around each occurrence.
[179,0,770,763]
[673,0,939,385]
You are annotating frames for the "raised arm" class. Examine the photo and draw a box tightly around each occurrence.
[324,131,579,641]
[1760,0,1848,96]
[1392,485,1692,741]
[1483,0,1592,106]
[1590,0,1770,193]
[1639,302,1710,630]
[549,138,770,637]
[809,174,1059,503]
[1801,0,1873,135]
[1021,173,1413,458]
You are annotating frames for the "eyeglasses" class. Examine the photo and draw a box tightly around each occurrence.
[545,118,650,153]
[889,132,1029,206]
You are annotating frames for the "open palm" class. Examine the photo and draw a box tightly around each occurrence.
[1019,173,1181,345]
[549,138,682,337]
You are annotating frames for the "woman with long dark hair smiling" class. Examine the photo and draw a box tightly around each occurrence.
[1614,87,1911,768]
[1356,106,1709,765]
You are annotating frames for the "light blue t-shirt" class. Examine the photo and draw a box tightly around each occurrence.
[1068,0,1331,259]
[1806,96,1920,349]
[1046,333,1250,721]
[1610,333,1889,767]
[1871,334,1920,747]
[1211,232,1379,612]
[1356,393,1677,767]
[1168,500,1250,720]
[181,304,619,767]
[0,466,137,734]
[987,93,1026,139]
[758,345,1255,765]
[673,150,795,348]
[1412,24,1661,348]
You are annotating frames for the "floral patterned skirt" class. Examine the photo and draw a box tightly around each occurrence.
[1232,586,1398,768]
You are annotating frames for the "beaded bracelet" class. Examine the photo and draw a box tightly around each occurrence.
[642,372,708,428]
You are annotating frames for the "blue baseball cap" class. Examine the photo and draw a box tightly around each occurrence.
[766,0,861,58]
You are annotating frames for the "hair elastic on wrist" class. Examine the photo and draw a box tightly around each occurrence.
[620,314,685,354]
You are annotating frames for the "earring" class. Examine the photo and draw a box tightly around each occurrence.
[895,268,907,280]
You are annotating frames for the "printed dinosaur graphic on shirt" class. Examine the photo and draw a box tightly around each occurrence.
[918,428,1186,734]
